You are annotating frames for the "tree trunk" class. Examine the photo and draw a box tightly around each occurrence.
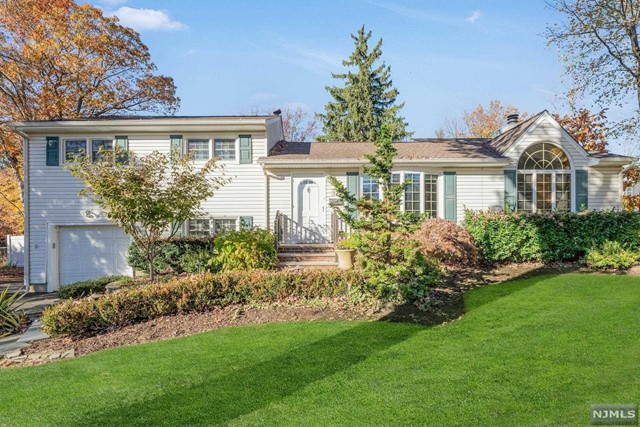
[148,256,155,282]
[146,246,155,282]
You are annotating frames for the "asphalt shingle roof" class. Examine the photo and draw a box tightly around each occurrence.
[266,139,506,162]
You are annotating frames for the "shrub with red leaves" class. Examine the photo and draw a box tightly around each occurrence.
[413,218,478,266]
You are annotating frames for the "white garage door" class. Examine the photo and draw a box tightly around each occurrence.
[59,225,132,286]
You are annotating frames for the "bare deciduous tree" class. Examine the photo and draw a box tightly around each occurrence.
[546,0,640,132]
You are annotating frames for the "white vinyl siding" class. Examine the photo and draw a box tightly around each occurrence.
[456,169,504,223]
[27,132,269,289]
[589,168,623,209]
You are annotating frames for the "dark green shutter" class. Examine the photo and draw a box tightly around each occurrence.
[115,135,128,164]
[240,216,253,229]
[504,170,517,212]
[576,170,589,211]
[170,135,183,160]
[239,135,252,164]
[444,172,457,222]
[46,136,59,166]
[346,172,360,197]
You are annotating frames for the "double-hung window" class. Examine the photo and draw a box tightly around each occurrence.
[188,219,212,237]
[65,139,87,161]
[91,139,113,162]
[362,174,380,200]
[214,139,236,160]
[214,218,237,233]
[188,138,210,161]
[424,174,438,218]
[404,173,421,212]
[369,172,439,216]
[188,218,238,237]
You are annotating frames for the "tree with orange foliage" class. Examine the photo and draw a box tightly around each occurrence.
[553,109,609,153]
[0,0,180,202]
[0,168,22,238]
[437,100,527,138]
[463,100,528,138]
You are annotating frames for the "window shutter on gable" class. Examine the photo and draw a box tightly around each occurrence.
[170,135,183,160]
[444,172,457,223]
[115,135,128,164]
[240,216,253,229]
[576,170,589,211]
[504,170,517,212]
[46,136,60,166]
[239,135,252,164]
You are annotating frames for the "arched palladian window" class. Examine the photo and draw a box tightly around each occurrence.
[517,143,572,212]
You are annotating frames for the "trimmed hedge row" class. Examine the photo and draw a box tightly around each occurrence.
[57,276,128,299]
[41,270,366,337]
[463,209,640,263]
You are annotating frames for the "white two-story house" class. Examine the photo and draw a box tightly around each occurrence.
[14,110,634,292]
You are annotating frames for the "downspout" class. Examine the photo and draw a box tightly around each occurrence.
[264,168,270,229]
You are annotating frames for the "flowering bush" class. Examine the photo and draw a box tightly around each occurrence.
[463,209,640,263]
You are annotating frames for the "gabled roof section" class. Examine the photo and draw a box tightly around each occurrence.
[488,111,546,153]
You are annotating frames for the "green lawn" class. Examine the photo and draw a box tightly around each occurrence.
[1,273,639,426]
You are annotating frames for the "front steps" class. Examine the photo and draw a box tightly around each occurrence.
[277,244,338,270]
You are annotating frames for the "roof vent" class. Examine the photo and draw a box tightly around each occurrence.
[506,114,519,125]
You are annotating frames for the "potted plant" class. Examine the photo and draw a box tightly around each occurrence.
[335,235,358,270]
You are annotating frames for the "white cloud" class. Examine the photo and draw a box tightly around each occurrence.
[108,7,187,31]
[465,11,481,24]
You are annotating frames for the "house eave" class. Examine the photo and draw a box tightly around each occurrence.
[258,158,511,168]
[12,116,278,135]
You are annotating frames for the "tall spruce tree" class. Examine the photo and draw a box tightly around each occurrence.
[317,25,411,142]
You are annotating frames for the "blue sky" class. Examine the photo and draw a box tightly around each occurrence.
[91,0,622,146]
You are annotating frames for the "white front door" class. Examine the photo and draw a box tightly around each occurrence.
[291,176,327,243]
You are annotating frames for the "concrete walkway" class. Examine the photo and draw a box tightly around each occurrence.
[0,283,59,357]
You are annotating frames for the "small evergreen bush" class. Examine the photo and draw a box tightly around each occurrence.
[463,209,640,263]
[584,241,639,270]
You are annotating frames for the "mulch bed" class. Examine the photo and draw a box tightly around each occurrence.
[0,266,23,284]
